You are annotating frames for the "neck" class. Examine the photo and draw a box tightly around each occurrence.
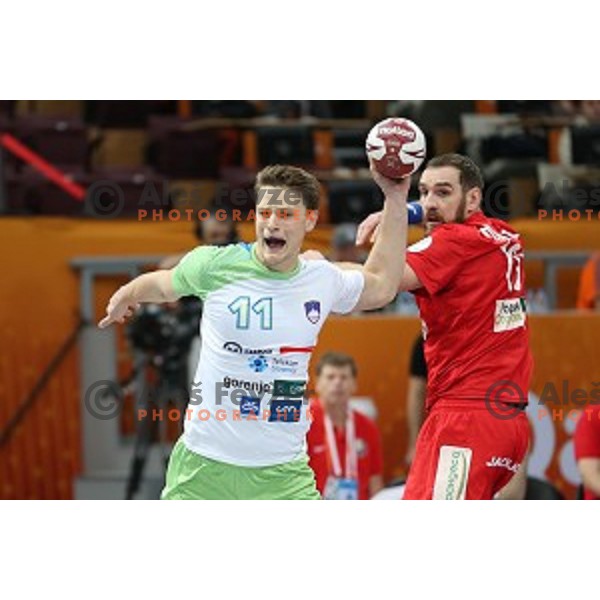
[325,402,348,428]
[254,244,299,273]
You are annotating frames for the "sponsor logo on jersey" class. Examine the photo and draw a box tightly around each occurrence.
[248,355,269,373]
[221,376,272,396]
[273,379,307,398]
[494,298,526,332]
[223,341,274,355]
[304,300,321,324]
[268,399,303,423]
[270,357,300,374]
[432,446,472,500]
[240,396,261,418]
[486,456,520,473]
[246,355,300,374]
[224,341,313,356]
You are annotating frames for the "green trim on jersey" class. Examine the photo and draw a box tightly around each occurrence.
[161,438,321,500]
[172,242,302,300]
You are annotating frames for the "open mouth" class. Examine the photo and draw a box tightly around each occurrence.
[264,236,286,251]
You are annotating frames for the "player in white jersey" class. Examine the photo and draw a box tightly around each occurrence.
[99,163,410,499]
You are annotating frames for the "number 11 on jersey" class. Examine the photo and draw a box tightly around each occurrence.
[228,296,273,330]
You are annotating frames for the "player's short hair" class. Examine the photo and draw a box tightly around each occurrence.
[426,153,484,192]
[255,165,321,211]
[316,352,358,377]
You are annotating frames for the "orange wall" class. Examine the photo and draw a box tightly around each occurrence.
[1,217,599,498]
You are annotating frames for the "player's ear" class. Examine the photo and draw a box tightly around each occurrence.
[305,209,319,233]
[466,187,482,215]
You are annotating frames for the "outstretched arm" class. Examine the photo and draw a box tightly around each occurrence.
[98,270,180,329]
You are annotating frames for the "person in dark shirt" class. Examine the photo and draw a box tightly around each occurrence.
[405,335,427,467]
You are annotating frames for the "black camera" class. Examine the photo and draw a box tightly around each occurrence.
[126,297,201,390]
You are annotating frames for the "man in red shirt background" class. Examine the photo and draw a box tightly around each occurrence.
[574,405,600,500]
[357,153,533,500]
[307,352,384,500]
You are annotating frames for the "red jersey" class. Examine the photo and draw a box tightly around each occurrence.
[574,405,600,500]
[307,398,384,500]
[406,212,533,410]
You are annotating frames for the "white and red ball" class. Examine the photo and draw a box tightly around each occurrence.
[365,117,426,179]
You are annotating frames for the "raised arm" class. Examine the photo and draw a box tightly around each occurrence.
[98,270,180,329]
[337,257,422,294]
[302,174,422,303]
[354,209,423,293]
[338,165,405,311]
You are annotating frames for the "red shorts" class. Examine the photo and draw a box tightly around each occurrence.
[403,400,530,500]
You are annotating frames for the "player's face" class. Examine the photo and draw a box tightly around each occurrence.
[418,166,479,235]
[254,186,317,272]
[316,365,357,407]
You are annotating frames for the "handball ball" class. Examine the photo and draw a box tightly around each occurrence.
[365,117,426,179]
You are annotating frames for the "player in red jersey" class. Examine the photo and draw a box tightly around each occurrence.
[357,153,533,499]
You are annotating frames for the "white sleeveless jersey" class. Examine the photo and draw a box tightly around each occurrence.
[172,242,365,467]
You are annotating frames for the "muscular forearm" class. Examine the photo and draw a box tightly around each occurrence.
[363,194,407,302]
[99,270,179,328]
[120,271,179,304]
[303,173,411,308]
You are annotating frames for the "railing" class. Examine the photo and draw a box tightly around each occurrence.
[0,133,86,201]
[526,251,590,309]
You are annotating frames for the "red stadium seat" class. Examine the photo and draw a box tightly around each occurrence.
[146,116,222,179]
[89,166,168,217]
[14,116,90,170]
[8,166,89,215]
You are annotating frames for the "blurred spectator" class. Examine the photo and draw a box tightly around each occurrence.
[576,253,600,310]
[574,405,600,500]
[329,223,366,263]
[307,352,384,500]
[405,335,427,467]
[194,212,240,246]
[556,101,600,122]
[159,212,239,269]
